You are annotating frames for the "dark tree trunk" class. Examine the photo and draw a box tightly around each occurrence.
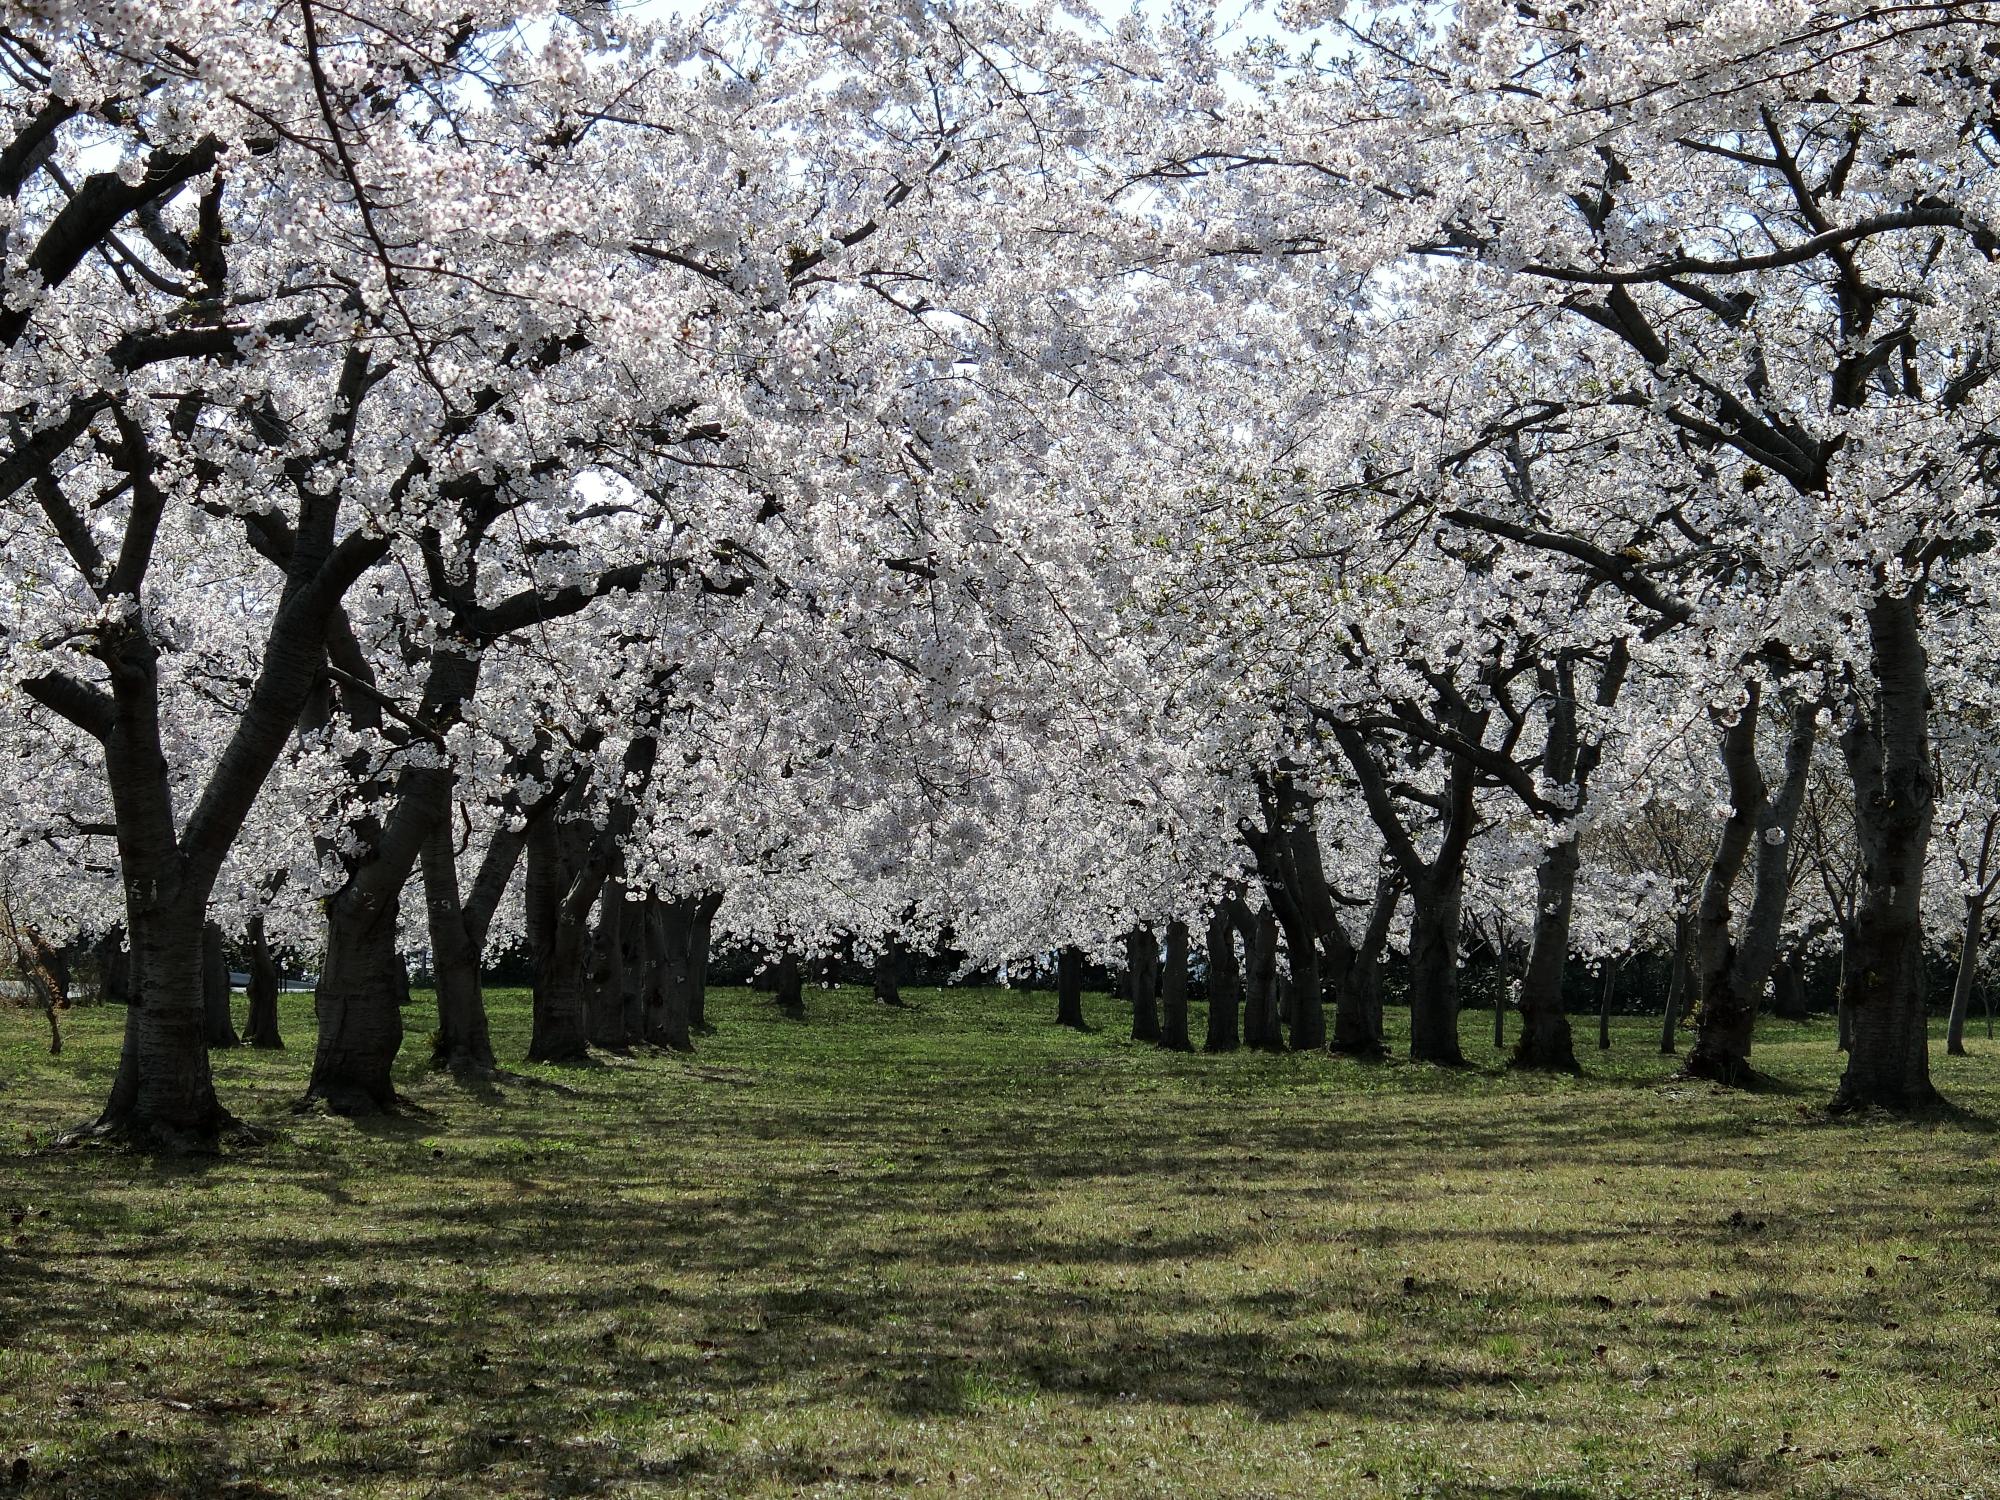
[1351,875,1396,1055]
[422,820,494,1073]
[1202,906,1240,1052]
[873,936,906,1007]
[1660,915,1690,1054]
[1687,689,1814,1086]
[772,950,805,1017]
[525,798,593,1064]
[1771,951,1810,1022]
[200,921,238,1049]
[687,892,720,1034]
[1159,919,1192,1051]
[1833,596,1938,1111]
[1055,944,1087,1030]
[585,883,634,1051]
[1126,926,1161,1043]
[1509,646,1628,1070]
[641,897,691,1052]
[306,889,405,1114]
[1406,872,1465,1065]
[1598,956,1620,1050]
[1240,906,1283,1051]
[1947,894,1983,1057]
[243,913,283,1050]
[94,927,130,1006]
[1512,838,1581,1072]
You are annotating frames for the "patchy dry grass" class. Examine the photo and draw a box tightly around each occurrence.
[2,986,1999,1498]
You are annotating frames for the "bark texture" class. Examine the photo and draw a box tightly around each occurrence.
[1832,596,1939,1112]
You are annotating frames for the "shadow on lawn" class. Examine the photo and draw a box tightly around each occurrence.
[5,989,1994,1498]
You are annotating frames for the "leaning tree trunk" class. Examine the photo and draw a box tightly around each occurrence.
[200,921,239,1049]
[686,892,721,1033]
[1241,906,1283,1051]
[243,913,283,1050]
[1055,945,1088,1030]
[1126,926,1161,1043]
[1203,907,1241,1052]
[1512,836,1581,1072]
[1947,893,1984,1057]
[1406,870,1466,1066]
[1660,914,1691,1055]
[1833,595,1939,1111]
[1159,920,1192,1051]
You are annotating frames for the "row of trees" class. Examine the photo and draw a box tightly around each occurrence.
[3,0,1997,1143]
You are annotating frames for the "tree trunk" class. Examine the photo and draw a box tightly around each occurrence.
[686,891,721,1033]
[525,807,593,1064]
[1126,926,1161,1043]
[1202,908,1240,1052]
[1833,595,1938,1111]
[1771,951,1810,1022]
[200,920,238,1049]
[1599,956,1620,1050]
[1688,690,1814,1086]
[873,936,906,1007]
[243,913,283,1050]
[422,821,494,1073]
[1512,837,1581,1072]
[1159,920,1192,1051]
[305,889,404,1113]
[1660,914,1690,1054]
[585,883,634,1050]
[1947,894,1983,1057]
[1241,906,1283,1051]
[772,950,805,1017]
[1406,873,1465,1065]
[95,928,130,1007]
[1055,945,1088,1030]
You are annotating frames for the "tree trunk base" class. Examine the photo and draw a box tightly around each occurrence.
[527,1041,595,1066]
[1328,1038,1388,1061]
[1204,1037,1240,1054]
[1828,1079,1944,1115]
[1410,1042,1467,1067]
[1508,1044,1581,1075]
[430,1042,499,1078]
[55,1102,245,1155]
[297,1082,399,1117]
[1682,1050,1766,1089]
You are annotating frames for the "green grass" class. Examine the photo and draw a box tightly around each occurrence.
[3,987,1999,1498]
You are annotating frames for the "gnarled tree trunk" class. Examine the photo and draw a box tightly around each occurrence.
[1240,905,1283,1052]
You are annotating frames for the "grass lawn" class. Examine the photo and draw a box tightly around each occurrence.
[2,987,1998,1499]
